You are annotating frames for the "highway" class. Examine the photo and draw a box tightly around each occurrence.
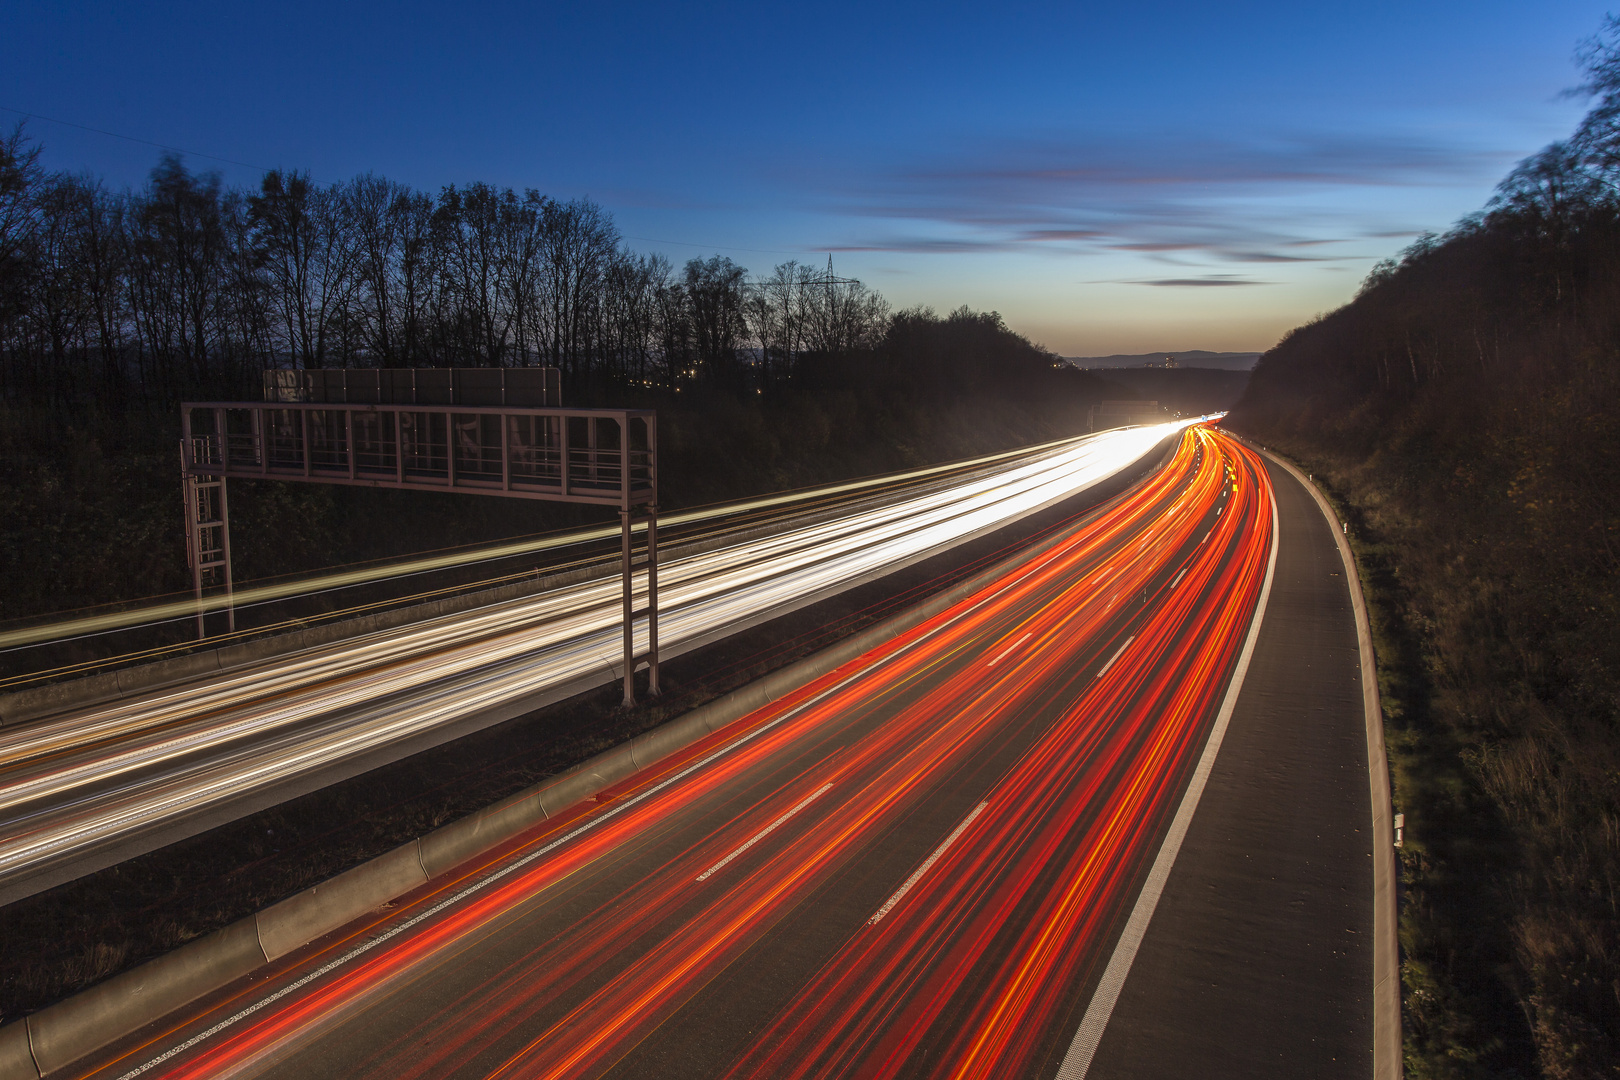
[0,422,1193,903]
[70,425,1277,1080]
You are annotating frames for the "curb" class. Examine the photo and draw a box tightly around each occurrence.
[1248,443,1402,1080]
[0,445,1155,1080]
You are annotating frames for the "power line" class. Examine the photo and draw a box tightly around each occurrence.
[801,254,860,286]
[0,105,289,176]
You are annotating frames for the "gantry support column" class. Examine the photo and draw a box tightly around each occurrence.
[617,504,661,707]
[182,450,235,639]
[620,508,635,707]
[646,505,660,697]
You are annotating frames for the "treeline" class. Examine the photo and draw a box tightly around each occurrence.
[0,128,893,408]
[1233,20,1620,1079]
[0,125,1117,623]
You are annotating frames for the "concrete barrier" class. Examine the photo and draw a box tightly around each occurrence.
[626,710,716,770]
[0,1024,36,1080]
[16,917,268,1079]
[255,842,430,963]
[0,435,1180,1079]
[113,650,223,697]
[417,794,545,881]
[0,673,123,728]
[535,746,640,819]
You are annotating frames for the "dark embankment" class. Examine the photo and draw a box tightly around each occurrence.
[1229,40,1620,1076]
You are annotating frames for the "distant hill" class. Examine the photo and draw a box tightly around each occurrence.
[1062,350,1262,371]
[1091,367,1251,414]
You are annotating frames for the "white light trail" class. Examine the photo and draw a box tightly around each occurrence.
[0,420,1204,888]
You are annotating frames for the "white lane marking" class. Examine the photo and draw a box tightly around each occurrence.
[696,783,833,882]
[1095,636,1135,679]
[111,666,876,1080]
[110,487,1122,1080]
[1170,568,1187,590]
[986,632,1034,668]
[869,802,989,926]
[1056,461,1280,1079]
[1200,530,1211,545]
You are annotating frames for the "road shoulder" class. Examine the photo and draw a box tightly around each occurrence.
[1083,456,1376,1079]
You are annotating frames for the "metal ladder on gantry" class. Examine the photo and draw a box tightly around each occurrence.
[178,367,660,705]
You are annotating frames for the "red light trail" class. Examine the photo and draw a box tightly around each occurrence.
[84,426,1274,1080]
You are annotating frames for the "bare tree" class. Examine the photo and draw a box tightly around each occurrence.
[803,270,889,358]
[251,170,362,369]
[135,155,229,389]
[746,259,817,386]
[498,189,548,367]
[683,255,748,387]
[537,198,619,388]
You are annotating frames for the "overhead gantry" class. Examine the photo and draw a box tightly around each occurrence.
[179,367,660,705]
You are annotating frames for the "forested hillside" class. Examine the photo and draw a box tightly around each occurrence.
[1231,24,1620,1080]
[0,129,1121,622]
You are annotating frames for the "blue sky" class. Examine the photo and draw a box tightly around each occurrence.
[2,0,1610,354]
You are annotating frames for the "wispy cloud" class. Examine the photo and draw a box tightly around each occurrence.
[1018,228,1110,242]
[1137,277,1272,287]
[1220,251,1341,263]
[825,237,1017,254]
[812,129,1514,263]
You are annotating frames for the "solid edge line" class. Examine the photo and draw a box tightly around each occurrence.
[1054,446,1280,1080]
[1252,446,1402,1080]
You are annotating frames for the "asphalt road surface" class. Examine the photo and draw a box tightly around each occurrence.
[69,426,1368,1080]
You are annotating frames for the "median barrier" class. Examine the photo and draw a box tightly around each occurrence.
[535,745,640,819]
[0,672,124,728]
[626,710,717,770]
[211,631,311,673]
[0,1024,35,1080]
[417,791,547,880]
[255,842,430,963]
[13,917,268,1080]
[0,432,1184,1079]
[112,650,223,697]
